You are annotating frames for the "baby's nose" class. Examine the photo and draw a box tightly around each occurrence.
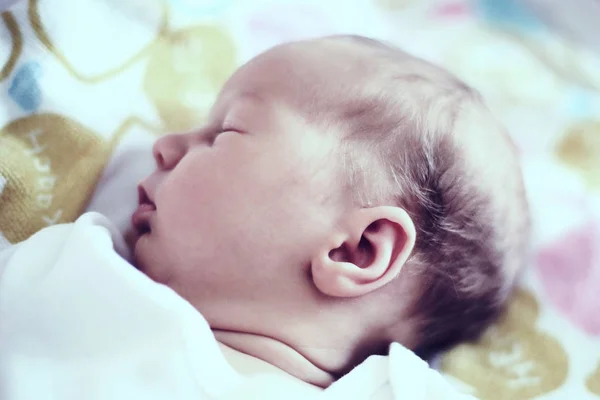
[152,133,188,170]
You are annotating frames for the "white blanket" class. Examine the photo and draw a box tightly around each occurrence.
[0,212,475,400]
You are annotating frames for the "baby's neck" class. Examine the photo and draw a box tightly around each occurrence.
[214,329,335,389]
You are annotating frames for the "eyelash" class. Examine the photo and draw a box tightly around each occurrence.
[221,124,243,134]
[211,125,239,145]
[221,113,244,133]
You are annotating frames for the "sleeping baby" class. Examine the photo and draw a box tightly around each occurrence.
[0,35,530,399]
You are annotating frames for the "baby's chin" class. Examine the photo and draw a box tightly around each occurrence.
[129,237,169,286]
[124,228,147,272]
[124,228,140,254]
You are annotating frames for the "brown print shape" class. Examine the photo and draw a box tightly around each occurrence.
[0,114,110,243]
[0,11,22,81]
[28,0,169,83]
[556,120,600,189]
[144,24,237,132]
[588,362,600,396]
[440,289,568,399]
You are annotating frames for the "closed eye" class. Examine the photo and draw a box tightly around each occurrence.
[226,128,245,135]
[221,112,246,135]
[219,126,246,137]
[221,123,244,134]
[211,126,244,146]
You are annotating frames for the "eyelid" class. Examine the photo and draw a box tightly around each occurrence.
[221,125,238,133]
[212,124,243,145]
[221,122,245,134]
[221,112,248,133]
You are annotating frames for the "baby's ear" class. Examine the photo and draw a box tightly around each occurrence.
[311,206,416,297]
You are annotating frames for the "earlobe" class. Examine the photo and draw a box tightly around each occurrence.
[311,207,416,298]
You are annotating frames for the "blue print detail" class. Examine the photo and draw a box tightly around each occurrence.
[476,0,545,32]
[8,61,42,112]
[564,87,594,119]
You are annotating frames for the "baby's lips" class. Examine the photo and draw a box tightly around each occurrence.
[131,203,156,234]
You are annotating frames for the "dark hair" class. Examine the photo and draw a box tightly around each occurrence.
[330,35,530,356]
[399,130,513,359]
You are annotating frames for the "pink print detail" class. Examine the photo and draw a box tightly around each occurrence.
[432,1,471,18]
[536,220,600,336]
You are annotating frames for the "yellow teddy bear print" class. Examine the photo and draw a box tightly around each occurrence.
[556,120,600,190]
[587,362,600,396]
[0,114,110,245]
[440,289,568,399]
[0,11,22,81]
[143,24,237,132]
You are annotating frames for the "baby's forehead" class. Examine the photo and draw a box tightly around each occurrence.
[219,39,401,116]
[219,38,496,159]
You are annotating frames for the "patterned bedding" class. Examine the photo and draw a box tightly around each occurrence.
[0,0,598,398]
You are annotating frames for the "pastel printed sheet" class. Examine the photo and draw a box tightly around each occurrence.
[0,1,599,398]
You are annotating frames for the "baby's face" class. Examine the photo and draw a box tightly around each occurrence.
[132,43,348,325]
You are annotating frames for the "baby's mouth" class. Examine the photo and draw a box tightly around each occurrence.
[132,185,156,235]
